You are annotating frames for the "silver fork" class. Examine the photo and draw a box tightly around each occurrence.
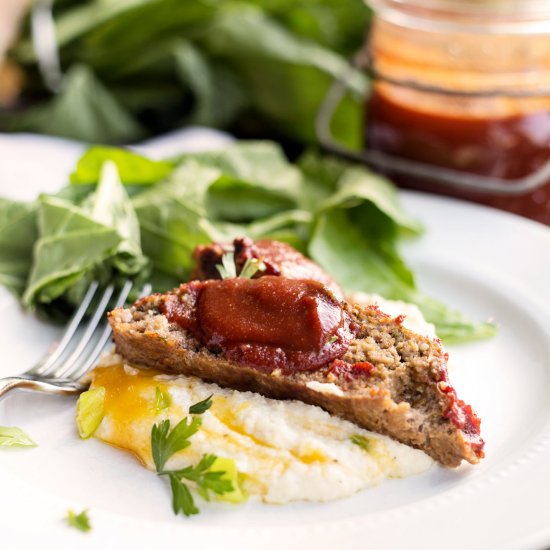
[0,280,150,401]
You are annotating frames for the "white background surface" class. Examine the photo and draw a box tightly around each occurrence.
[0,132,549,550]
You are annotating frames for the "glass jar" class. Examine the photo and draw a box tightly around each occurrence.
[362,0,550,224]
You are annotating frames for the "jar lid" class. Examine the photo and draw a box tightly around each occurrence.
[367,0,550,33]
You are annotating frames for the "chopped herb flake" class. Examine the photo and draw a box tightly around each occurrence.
[66,509,91,533]
[153,386,172,415]
[0,426,37,448]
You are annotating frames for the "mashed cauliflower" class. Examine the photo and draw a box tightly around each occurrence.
[90,355,433,504]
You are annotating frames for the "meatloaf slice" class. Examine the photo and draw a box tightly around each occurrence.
[108,283,484,468]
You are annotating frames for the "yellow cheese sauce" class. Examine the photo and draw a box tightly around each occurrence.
[88,354,433,504]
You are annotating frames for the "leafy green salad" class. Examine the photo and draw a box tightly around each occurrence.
[0,140,495,343]
[6,0,370,148]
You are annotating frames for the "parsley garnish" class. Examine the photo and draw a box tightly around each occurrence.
[66,509,91,533]
[151,417,202,472]
[189,394,213,414]
[170,454,233,503]
[151,396,235,517]
[327,335,338,344]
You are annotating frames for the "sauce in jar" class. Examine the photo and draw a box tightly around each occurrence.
[363,2,550,225]
[367,84,550,223]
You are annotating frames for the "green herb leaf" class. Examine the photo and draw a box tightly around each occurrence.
[328,335,338,344]
[169,473,199,517]
[215,252,237,280]
[350,434,372,452]
[239,258,265,279]
[153,386,172,415]
[151,417,202,473]
[188,394,213,415]
[150,395,243,517]
[0,426,37,448]
[66,509,92,533]
[171,454,233,501]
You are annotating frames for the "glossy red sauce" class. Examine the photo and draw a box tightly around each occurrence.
[367,88,550,225]
[160,277,351,374]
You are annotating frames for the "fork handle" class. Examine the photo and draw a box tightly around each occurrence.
[0,376,81,401]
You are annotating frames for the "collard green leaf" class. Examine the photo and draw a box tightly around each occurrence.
[23,164,146,308]
[318,166,424,236]
[23,196,122,306]
[174,40,247,127]
[90,161,148,274]
[13,65,143,143]
[182,141,304,221]
[71,146,174,185]
[245,0,370,56]
[132,161,222,279]
[309,189,494,342]
[412,293,498,344]
[0,199,37,295]
[201,7,367,148]
[309,209,415,300]
[0,139,495,342]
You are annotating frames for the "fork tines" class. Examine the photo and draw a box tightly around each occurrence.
[30,280,151,384]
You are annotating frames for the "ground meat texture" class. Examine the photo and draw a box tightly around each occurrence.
[111,285,484,468]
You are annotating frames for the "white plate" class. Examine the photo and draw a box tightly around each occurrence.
[1,133,550,550]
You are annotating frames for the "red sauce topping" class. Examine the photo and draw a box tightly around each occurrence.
[160,277,351,374]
